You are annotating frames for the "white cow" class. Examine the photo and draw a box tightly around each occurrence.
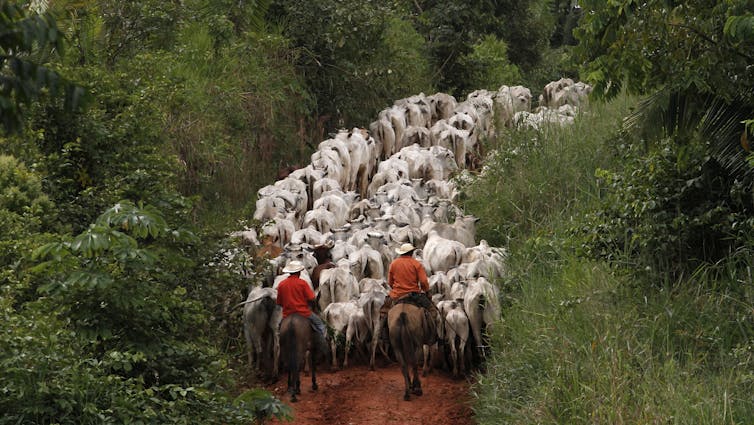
[423,214,478,247]
[378,105,408,153]
[260,217,296,249]
[463,277,500,359]
[312,177,342,204]
[423,230,465,274]
[494,85,532,128]
[348,244,386,281]
[242,287,282,377]
[539,78,592,109]
[359,277,389,293]
[443,301,470,377]
[317,259,360,311]
[253,195,287,223]
[289,227,327,247]
[428,92,457,123]
[358,289,388,370]
[313,193,350,228]
[322,300,361,369]
[402,125,432,148]
[369,116,396,160]
[302,207,336,234]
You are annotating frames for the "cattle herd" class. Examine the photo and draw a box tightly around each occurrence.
[233,77,591,381]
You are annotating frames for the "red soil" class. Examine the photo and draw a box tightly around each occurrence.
[267,363,476,425]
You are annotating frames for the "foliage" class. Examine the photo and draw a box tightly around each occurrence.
[574,0,754,100]
[0,154,53,219]
[0,154,56,298]
[268,0,433,128]
[466,92,753,424]
[233,388,293,423]
[574,135,754,281]
[20,62,180,233]
[458,93,635,246]
[159,27,312,207]
[415,0,553,96]
[0,296,254,424]
[0,0,84,134]
[0,200,273,424]
[474,251,754,424]
[572,1,754,281]
[457,35,522,92]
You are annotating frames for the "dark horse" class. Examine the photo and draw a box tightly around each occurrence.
[388,303,436,401]
[279,314,318,402]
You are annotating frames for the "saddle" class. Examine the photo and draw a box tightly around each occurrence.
[393,293,437,345]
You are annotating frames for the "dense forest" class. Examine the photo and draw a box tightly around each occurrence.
[1,0,753,423]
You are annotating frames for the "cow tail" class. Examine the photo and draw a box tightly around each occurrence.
[398,312,416,367]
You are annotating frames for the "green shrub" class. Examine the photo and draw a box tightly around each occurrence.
[458,35,522,92]
[574,136,754,281]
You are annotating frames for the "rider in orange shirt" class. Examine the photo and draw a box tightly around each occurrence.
[386,243,434,311]
[276,260,328,356]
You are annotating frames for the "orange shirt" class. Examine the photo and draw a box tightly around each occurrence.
[387,255,429,300]
[276,275,315,318]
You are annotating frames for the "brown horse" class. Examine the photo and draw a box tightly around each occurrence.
[388,303,436,401]
[279,314,318,402]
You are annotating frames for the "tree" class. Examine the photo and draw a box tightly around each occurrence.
[575,0,754,100]
[411,0,554,97]
[573,1,754,278]
[268,0,433,128]
[0,1,83,134]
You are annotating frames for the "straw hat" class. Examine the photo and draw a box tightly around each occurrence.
[395,243,416,255]
[282,260,305,273]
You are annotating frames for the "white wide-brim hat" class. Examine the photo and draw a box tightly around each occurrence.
[395,243,416,255]
[282,260,305,273]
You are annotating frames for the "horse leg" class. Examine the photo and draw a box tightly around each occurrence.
[398,354,411,401]
[288,369,298,403]
[272,331,280,379]
[310,344,318,392]
[411,363,423,396]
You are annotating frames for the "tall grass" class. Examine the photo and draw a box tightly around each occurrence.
[467,95,754,424]
[459,95,634,247]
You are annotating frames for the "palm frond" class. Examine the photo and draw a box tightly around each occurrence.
[623,87,754,180]
[700,93,754,180]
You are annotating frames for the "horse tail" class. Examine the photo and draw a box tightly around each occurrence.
[281,320,298,381]
[398,312,416,367]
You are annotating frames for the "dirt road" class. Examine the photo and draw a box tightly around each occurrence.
[267,363,475,425]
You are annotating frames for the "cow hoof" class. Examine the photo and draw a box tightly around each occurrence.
[291,396,298,403]
[403,393,411,401]
[312,383,318,391]
[413,388,423,396]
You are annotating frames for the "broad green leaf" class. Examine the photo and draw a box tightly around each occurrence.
[63,270,113,290]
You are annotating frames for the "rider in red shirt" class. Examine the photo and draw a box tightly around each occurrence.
[276,260,328,355]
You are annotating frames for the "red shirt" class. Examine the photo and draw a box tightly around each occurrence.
[276,275,315,318]
[388,255,429,300]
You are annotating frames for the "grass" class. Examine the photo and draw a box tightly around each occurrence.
[466,94,754,424]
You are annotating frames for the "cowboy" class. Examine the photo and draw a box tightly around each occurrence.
[385,243,435,312]
[276,260,328,356]
[380,243,437,347]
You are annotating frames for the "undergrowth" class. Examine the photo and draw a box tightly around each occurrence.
[466,95,754,424]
